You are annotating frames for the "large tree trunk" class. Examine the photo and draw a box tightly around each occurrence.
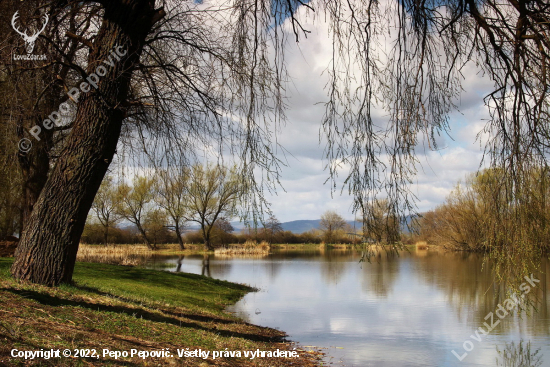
[12,1,163,286]
[175,222,185,250]
[17,70,59,234]
[202,225,214,251]
[103,225,109,246]
[136,222,156,250]
[18,119,51,234]
[17,24,83,234]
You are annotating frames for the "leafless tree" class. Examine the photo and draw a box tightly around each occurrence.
[263,214,283,244]
[9,0,288,285]
[211,217,235,246]
[184,164,242,251]
[1,1,99,235]
[5,0,549,286]
[90,175,123,245]
[362,199,400,244]
[154,168,189,250]
[143,207,170,246]
[320,0,550,285]
[116,175,157,250]
[319,210,347,244]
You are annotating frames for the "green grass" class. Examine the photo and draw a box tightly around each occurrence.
[71,262,252,313]
[0,258,320,366]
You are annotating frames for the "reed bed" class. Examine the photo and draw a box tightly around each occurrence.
[415,241,429,250]
[271,243,318,250]
[326,243,354,249]
[214,253,270,259]
[214,240,271,255]
[77,244,152,266]
[153,243,203,251]
[78,243,151,254]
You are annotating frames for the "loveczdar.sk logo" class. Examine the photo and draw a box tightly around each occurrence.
[11,10,48,60]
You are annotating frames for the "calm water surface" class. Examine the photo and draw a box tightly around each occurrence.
[147,249,550,366]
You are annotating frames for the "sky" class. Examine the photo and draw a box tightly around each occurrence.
[260,4,495,223]
[114,1,496,224]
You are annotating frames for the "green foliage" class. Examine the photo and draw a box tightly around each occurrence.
[185,164,244,250]
[115,175,158,248]
[143,208,171,245]
[416,167,550,288]
[154,168,191,249]
[89,175,123,245]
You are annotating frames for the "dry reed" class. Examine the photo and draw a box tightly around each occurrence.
[77,244,152,266]
[214,240,270,255]
[415,241,429,250]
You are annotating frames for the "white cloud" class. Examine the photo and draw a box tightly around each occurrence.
[263,3,492,222]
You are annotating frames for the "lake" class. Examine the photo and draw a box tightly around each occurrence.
[147,248,550,366]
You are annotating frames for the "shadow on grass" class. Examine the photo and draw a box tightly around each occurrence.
[76,263,252,292]
[71,283,243,325]
[6,288,283,343]
[0,293,142,366]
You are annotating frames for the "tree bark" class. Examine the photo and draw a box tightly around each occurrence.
[16,17,87,235]
[103,225,109,246]
[12,1,163,286]
[18,136,50,234]
[17,87,57,234]
[202,224,214,251]
[175,222,185,250]
[136,222,155,250]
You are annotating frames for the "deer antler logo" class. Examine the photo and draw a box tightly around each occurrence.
[11,11,49,54]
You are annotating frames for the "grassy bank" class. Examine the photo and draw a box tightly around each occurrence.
[0,259,320,366]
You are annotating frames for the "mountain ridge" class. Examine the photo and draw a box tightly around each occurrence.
[132,216,415,234]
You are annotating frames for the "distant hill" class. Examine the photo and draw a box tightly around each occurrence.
[280,215,416,234]
[171,216,415,234]
[183,219,358,234]
[280,220,319,233]
[281,219,362,234]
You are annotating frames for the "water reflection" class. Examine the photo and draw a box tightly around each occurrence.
[201,254,211,277]
[496,339,543,367]
[176,255,184,272]
[148,248,550,366]
[319,250,350,285]
[415,252,550,336]
[360,252,400,298]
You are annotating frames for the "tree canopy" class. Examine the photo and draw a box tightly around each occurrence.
[2,0,549,285]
